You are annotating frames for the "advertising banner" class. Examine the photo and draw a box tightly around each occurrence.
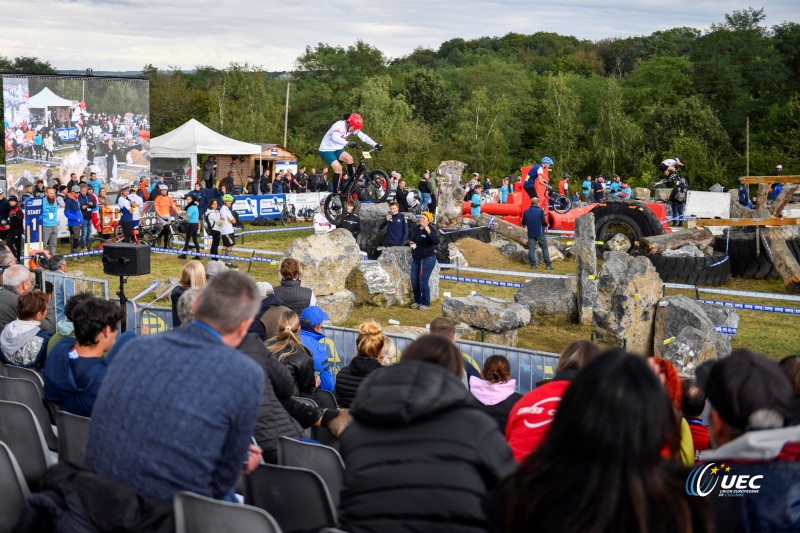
[3,74,150,197]
[24,197,43,256]
[232,194,287,221]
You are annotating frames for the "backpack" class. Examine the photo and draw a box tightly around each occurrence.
[674,184,687,203]
[203,212,216,233]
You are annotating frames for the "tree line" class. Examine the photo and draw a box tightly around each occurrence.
[3,8,799,190]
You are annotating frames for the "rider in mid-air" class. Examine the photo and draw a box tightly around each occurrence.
[658,157,684,177]
[318,113,383,194]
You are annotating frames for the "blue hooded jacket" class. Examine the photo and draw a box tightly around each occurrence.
[299,326,334,391]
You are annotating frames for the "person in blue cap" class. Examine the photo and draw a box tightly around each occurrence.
[299,306,335,392]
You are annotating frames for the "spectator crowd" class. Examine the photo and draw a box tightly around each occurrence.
[0,233,798,532]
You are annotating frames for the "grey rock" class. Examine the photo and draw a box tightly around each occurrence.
[632,187,651,201]
[729,189,756,219]
[434,160,468,230]
[573,212,597,326]
[455,323,519,346]
[377,246,440,306]
[442,295,531,332]
[345,261,396,306]
[709,183,725,193]
[605,233,632,252]
[515,277,578,322]
[383,324,431,338]
[653,296,736,373]
[654,189,672,202]
[281,229,362,297]
[447,243,469,267]
[489,237,562,264]
[593,251,663,354]
[357,206,418,255]
[662,243,705,258]
[316,290,355,326]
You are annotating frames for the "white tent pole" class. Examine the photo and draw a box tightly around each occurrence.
[192,154,198,187]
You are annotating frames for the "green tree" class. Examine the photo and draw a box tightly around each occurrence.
[402,68,453,125]
[452,87,513,176]
[593,78,644,178]
[532,74,588,178]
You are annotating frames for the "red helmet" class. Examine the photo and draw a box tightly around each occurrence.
[347,113,363,130]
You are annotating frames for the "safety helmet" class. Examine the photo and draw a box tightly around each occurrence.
[159,184,168,191]
[562,173,572,179]
[347,113,364,130]
[223,194,234,202]
[542,157,554,165]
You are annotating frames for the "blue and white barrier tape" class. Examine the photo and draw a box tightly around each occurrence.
[715,326,738,335]
[665,283,800,303]
[236,226,313,236]
[699,299,800,316]
[439,264,571,279]
[440,275,525,288]
[149,247,279,264]
[130,280,160,302]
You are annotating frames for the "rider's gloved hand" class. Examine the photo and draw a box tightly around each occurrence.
[375,144,383,151]
[347,141,358,148]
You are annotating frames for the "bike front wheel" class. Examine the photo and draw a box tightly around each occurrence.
[364,170,390,202]
[551,195,572,214]
[87,236,107,251]
[280,209,289,226]
[323,193,346,226]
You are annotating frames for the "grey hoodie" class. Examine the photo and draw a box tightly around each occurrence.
[1,319,46,366]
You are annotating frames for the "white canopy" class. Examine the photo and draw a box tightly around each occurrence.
[150,118,261,184]
[28,87,74,109]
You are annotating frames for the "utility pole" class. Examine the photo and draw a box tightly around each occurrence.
[283,82,290,147]
[746,116,750,178]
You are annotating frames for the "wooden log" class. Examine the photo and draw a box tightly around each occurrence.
[475,213,529,247]
[762,227,800,294]
[639,227,714,255]
[755,183,769,210]
[740,175,800,185]
[694,217,800,227]
[771,184,799,217]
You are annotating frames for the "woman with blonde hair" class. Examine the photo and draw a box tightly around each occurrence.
[267,310,316,397]
[171,260,207,327]
[335,320,386,408]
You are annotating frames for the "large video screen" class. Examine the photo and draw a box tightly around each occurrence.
[2,75,149,194]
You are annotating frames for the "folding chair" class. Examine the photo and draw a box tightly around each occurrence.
[0,400,57,489]
[0,363,44,388]
[244,464,336,532]
[0,441,31,533]
[277,437,345,509]
[290,396,318,439]
[174,491,282,533]
[0,376,57,450]
[56,410,91,465]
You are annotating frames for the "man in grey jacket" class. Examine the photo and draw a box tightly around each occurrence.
[0,264,56,334]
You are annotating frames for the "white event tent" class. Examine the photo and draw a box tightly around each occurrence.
[28,87,74,126]
[149,118,261,184]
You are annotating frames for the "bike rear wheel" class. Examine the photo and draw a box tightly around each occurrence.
[551,195,572,214]
[364,170,390,202]
[323,193,346,226]
[88,236,107,251]
[280,209,289,226]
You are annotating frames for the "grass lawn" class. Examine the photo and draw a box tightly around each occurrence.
[61,223,798,360]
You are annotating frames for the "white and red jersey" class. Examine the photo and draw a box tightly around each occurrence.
[319,120,377,152]
[313,211,335,234]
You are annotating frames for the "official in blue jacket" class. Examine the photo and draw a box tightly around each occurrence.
[298,306,335,392]
[64,186,84,253]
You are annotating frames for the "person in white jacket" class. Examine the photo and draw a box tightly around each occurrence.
[313,199,335,234]
[218,194,237,267]
[318,113,382,194]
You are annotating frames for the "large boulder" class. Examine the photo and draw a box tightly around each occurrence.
[345,261,396,306]
[434,160,467,230]
[593,251,663,354]
[653,188,672,202]
[632,187,651,201]
[357,202,418,259]
[456,323,518,347]
[383,324,430,338]
[488,238,563,264]
[573,212,596,326]
[377,246,440,306]
[316,290,355,326]
[653,296,739,373]
[281,229,362,297]
[447,243,469,267]
[709,183,725,193]
[514,277,578,323]
[605,233,631,252]
[662,243,705,257]
[442,295,530,332]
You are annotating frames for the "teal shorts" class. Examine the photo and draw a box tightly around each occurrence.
[319,149,344,165]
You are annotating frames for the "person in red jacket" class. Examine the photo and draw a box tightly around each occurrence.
[505,340,599,462]
[681,378,709,461]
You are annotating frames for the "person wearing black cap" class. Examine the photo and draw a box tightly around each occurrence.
[701,349,800,532]
[5,196,24,260]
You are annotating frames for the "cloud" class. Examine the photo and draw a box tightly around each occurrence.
[1,0,796,71]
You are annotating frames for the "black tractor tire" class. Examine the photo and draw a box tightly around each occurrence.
[591,200,664,253]
[711,233,800,280]
[645,251,731,286]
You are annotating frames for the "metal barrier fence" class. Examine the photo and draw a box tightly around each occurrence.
[321,325,558,394]
[44,272,110,324]
[128,303,174,336]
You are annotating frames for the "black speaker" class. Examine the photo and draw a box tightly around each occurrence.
[102,243,151,276]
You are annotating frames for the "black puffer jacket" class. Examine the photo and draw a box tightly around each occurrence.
[334,356,383,408]
[270,342,316,396]
[238,334,305,463]
[338,360,516,533]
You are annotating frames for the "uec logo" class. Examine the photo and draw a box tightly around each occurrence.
[686,463,763,497]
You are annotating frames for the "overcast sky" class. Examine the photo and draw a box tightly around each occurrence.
[0,1,796,72]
